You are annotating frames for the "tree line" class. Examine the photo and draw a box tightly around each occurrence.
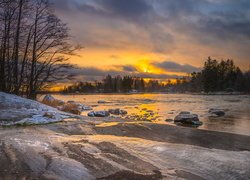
[64,57,250,94]
[63,75,168,93]
[176,57,250,93]
[0,0,75,99]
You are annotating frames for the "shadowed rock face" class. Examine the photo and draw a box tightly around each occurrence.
[97,170,163,180]
[94,123,250,151]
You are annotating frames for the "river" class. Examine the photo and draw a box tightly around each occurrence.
[52,94,250,136]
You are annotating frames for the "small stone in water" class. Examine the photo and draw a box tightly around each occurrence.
[209,108,225,117]
[165,119,173,122]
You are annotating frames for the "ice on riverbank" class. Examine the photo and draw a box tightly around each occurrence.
[0,92,79,126]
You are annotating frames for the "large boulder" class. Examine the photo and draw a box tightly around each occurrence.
[108,108,127,115]
[209,108,225,117]
[88,111,110,117]
[42,95,64,107]
[174,111,202,125]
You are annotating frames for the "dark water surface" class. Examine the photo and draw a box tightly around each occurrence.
[53,94,250,136]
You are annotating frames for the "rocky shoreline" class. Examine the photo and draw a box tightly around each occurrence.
[0,92,250,179]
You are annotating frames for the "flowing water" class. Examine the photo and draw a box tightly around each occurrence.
[53,94,250,136]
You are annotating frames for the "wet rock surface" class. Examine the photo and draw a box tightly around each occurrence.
[88,111,110,117]
[108,108,127,115]
[174,112,203,126]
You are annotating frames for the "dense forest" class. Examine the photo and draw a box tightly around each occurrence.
[64,57,250,94]
[0,0,75,99]
[181,57,250,93]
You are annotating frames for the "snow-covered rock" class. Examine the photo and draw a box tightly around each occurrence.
[88,111,110,117]
[0,92,79,126]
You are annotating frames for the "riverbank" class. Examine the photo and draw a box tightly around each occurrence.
[0,92,250,179]
[39,91,249,96]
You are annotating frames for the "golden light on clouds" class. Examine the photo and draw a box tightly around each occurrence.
[51,0,250,84]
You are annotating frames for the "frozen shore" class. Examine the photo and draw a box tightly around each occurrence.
[0,92,80,126]
[0,92,250,179]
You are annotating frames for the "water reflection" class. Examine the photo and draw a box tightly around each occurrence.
[53,94,250,136]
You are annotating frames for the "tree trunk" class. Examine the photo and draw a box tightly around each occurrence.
[13,0,23,94]
[29,7,38,98]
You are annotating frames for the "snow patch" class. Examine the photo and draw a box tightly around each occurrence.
[0,92,80,126]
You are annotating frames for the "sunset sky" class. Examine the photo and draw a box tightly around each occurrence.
[52,0,250,81]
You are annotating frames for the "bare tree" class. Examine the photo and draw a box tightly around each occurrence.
[0,0,78,99]
[26,0,76,99]
[0,0,19,91]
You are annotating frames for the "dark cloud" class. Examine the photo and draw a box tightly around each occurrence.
[51,0,77,12]
[98,0,152,18]
[52,0,250,40]
[71,67,120,77]
[199,12,250,40]
[135,72,179,79]
[62,64,180,82]
[51,0,250,68]
[121,65,138,72]
[153,61,201,73]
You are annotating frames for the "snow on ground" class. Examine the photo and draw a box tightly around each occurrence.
[0,92,80,125]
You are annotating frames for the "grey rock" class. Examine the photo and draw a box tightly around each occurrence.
[88,111,110,117]
[108,109,127,115]
[209,108,225,117]
[174,112,202,125]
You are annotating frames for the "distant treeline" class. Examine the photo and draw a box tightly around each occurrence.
[63,76,168,93]
[63,57,250,93]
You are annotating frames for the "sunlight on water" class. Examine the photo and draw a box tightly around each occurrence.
[54,94,250,136]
